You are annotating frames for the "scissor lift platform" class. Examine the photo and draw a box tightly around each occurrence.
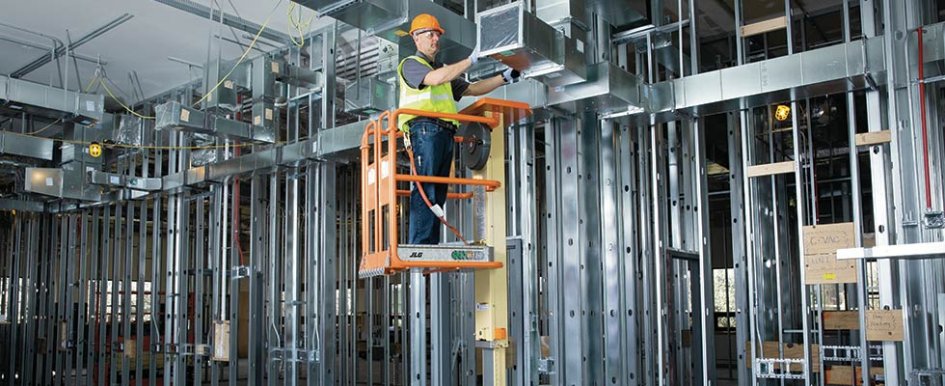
[358,98,530,278]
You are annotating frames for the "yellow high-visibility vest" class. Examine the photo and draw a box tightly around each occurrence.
[397,55,460,132]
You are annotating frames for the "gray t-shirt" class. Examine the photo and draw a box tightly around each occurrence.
[400,52,469,101]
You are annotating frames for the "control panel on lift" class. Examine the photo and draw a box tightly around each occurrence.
[358,98,530,278]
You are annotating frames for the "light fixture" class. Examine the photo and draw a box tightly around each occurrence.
[775,104,791,121]
[89,142,103,158]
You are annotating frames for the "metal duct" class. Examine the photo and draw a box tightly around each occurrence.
[344,77,395,115]
[0,131,54,160]
[627,21,945,124]
[0,76,104,125]
[88,170,163,191]
[585,0,646,32]
[534,0,587,28]
[154,101,274,143]
[636,32,890,122]
[25,164,101,201]
[292,0,476,63]
[546,62,643,113]
[162,138,318,190]
[478,2,587,87]
[0,198,45,212]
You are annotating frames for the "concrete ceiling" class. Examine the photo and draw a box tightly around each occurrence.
[0,0,331,104]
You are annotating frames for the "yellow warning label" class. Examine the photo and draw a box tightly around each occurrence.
[823,273,837,280]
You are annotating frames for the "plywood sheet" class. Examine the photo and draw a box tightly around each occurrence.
[825,365,884,385]
[823,311,860,330]
[866,309,904,341]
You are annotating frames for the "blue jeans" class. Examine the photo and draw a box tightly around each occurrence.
[408,121,455,245]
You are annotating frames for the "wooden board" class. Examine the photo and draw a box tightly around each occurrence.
[746,161,795,178]
[866,309,904,341]
[854,130,892,146]
[803,223,858,284]
[124,338,137,359]
[741,16,788,37]
[540,336,551,358]
[59,321,68,351]
[212,320,231,362]
[745,341,821,373]
[825,365,884,385]
[823,311,860,330]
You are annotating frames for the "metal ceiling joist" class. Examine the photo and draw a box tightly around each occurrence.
[9,13,133,79]
[153,0,291,44]
[0,35,105,66]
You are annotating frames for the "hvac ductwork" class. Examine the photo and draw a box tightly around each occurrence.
[546,62,643,113]
[25,164,102,201]
[154,101,275,143]
[0,131,54,160]
[291,0,476,63]
[478,2,587,87]
[0,75,104,125]
[639,33,879,122]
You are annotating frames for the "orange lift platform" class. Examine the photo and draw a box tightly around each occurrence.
[359,98,531,278]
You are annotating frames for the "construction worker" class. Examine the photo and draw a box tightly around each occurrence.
[399,13,520,245]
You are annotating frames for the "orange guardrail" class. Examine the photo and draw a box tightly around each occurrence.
[359,98,531,277]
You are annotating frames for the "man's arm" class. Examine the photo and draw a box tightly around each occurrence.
[422,58,474,86]
[463,74,505,96]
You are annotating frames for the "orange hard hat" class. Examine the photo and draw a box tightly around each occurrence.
[409,13,445,35]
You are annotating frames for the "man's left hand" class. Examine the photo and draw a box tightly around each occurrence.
[502,68,521,84]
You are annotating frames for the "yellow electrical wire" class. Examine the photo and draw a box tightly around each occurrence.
[100,78,155,120]
[288,3,302,47]
[287,3,314,48]
[83,72,100,93]
[23,118,63,135]
[191,4,278,108]
[49,135,289,151]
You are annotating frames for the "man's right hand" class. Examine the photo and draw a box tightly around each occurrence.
[502,68,521,84]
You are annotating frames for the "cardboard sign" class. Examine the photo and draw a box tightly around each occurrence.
[803,223,858,284]
[866,309,904,341]
[803,223,856,254]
